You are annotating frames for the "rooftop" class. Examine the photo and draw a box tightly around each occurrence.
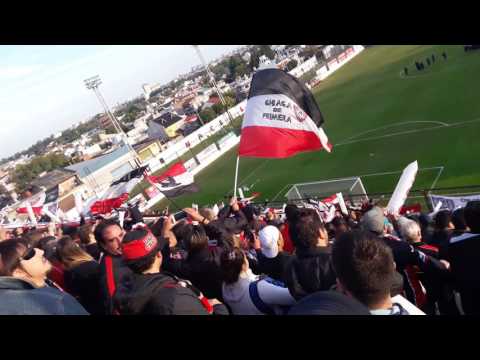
[66,145,132,178]
[29,169,77,191]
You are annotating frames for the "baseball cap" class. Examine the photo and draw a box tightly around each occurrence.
[288,291,371,315]
[361,207,385,235]
[122,229,167,261]
[258,225,280,258]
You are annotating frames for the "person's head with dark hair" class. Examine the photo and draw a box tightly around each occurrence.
[76,224,94,246]
[332,230,395,310]
[451,208,468,232]
[241,205,256,223]
[62,226,80,243]
[289,208,328,250]
[220,248,247,285]
[284,204,299,222]
[331,216,349,239]
[288,290,371,315]
[149,217,165,238]
[0,238,52,287]
[36,236,58,262]
[185,225,209,255]
[171,221,193,250]
[434,210,453,231]
[464,201,480,233]
[94,219,125,256]
[22,229,47,248]
[121,229,167,274]
[204,222,234,250]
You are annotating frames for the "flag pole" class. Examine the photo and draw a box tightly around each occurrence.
[233,155,240,199]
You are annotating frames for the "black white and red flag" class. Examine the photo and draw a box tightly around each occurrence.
[238,68,332,158]
[90,166,148,214]
[145,161,199,198]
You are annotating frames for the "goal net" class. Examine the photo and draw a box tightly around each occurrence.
[285,177,368,204]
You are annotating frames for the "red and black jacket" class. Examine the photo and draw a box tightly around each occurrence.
[98,254,133,315]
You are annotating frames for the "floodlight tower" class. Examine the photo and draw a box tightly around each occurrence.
[84,75,142,167]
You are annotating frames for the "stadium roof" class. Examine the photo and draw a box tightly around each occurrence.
[66,145,131,178]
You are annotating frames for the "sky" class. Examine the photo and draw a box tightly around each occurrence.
[0,45,244,159]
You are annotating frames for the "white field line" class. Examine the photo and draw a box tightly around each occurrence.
[335,117,480,147]
[246,115,480,202]
[237,159,269,188]
[271,183,293,202]
[341,121,449,142]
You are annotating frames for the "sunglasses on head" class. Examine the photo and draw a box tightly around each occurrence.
[20,247,36,261]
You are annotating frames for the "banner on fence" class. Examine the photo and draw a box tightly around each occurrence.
[430,194,480,211]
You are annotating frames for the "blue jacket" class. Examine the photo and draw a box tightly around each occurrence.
[0,277,89,315]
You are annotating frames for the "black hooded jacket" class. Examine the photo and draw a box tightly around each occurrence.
[114,271,227,315]
[283,246,337,300]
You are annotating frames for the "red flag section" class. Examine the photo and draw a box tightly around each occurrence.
[90,194,129,215]
[16,207,43,215]
[238,94,332,158]
[146,162,187,184]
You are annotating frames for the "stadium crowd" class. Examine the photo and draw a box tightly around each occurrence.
[1,196,479,316]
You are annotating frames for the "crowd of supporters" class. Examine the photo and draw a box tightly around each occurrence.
[1,196,479,315]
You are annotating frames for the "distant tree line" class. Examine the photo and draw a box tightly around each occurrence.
[11,153,71,193]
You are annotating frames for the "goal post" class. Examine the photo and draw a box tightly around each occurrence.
[285,177,369,204]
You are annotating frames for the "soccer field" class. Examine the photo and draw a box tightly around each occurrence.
[151,45,480,211]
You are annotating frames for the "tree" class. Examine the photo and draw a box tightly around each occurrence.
[11,153,70,193]
[199,107,217,123]
[285,59,298,72]
[211,95,236,116]
[258,45,275,60]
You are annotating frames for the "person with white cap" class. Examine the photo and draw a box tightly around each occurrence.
[256,225,292,283]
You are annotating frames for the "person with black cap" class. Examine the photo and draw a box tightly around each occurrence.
[114,228,228,315]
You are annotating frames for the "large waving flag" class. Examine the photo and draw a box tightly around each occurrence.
[146,161,199,198]
[90,166,148,215]
[17,191,46,215]
[238,68,332,158]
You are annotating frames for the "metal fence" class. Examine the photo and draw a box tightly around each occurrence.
[248,184,480,212]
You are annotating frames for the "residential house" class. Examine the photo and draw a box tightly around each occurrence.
[132,139,163,162]
[147,111,185,139]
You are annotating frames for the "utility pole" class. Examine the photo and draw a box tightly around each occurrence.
[192,46,236,130]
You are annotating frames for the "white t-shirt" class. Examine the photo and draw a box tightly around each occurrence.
[222,270,296,315]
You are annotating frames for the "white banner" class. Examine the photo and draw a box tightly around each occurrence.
[430,194,480,212]
[387,161,418,214]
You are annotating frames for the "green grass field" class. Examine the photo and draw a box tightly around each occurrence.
[147,45,480,211]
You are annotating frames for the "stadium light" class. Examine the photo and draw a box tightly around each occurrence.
[84,75,142,167]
